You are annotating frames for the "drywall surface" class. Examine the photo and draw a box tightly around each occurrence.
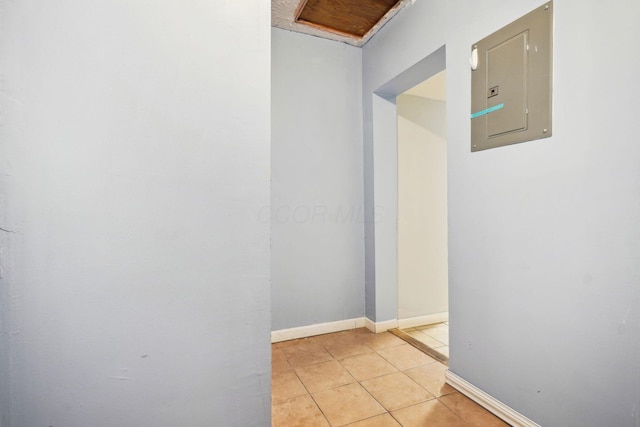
[271,28,364,330]
[0,255,8,424]
[397,92,448,320]
[0,1,271,426]
[363,1,640,426]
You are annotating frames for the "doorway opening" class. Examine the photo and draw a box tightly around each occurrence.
[395,70,448,362]
[370,45,447,360]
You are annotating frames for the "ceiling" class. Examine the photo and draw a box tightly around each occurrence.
[272,0,414,47]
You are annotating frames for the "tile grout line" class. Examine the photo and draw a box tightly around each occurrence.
[339,339,411,426]
[274,328,506,427]
[321,338,388,426]
[291,336,396,426]
[275,330,449,426]
[292,354,334,426]
[296,336,380,426]
[278,339,340,425]
[340,342,440,425]
[434,394,479,426]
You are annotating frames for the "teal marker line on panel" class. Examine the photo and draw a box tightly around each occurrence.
[471,103,504,119]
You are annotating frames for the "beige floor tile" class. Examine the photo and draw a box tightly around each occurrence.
[312,329,364,346]
[273,337,315,350]
[273,330,502,427]
[390,399,468,427]
[272,369,308,404]
[272,394,330,427]
[343,413,402,427]
[361,372,434,411]
[358,332,406,351]
[377,344,437,371]
[414,322,445,331]
[312,383,386,426]
[421,325,449,345]
[296,360,356,393]
[303,332,343,347]
[439,392,509,426]
[272,348,292,372]
[405,330,446,348]
[346,327,377,338]
[339,352,398,381]
[325,338,373,359]
[403,363,456,397]
[282,343,334,368]
[433,345,449,357]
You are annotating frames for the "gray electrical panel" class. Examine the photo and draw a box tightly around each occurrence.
[471,2,553,151]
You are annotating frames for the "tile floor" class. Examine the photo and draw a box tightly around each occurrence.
[401,322,449,358]
[272,328,508,426]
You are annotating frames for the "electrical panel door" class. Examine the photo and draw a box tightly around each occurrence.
[471,2,553,151]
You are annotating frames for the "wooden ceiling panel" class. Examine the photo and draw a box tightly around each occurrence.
[296,0,401,38]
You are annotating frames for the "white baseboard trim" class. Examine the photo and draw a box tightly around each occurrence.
[397,312,449,329]
[271,317,366,343]
[364,318,398,333]
[445,370,541,427]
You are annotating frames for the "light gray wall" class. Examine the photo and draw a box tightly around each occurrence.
[363,1,640,426]
[371,94,400,322]
[0,1,271,426]
[397,94,448,320]
[271,28,364,330]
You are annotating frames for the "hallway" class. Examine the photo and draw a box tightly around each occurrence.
[272,328,507,426]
